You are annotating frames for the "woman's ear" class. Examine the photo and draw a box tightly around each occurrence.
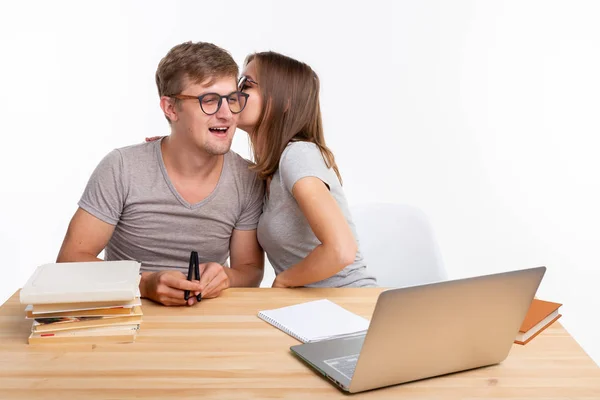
[160,96,178,122]
[284,98,291,113]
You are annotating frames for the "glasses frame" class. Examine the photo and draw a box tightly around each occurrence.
[238,75,259,92]
[172,91,250,115]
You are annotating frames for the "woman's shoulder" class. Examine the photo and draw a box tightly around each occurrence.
[284,140,319,152]
[280,141,323,167]
[278,140,340,190]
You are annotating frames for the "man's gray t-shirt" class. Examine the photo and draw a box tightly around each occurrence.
[257,141,377,288]
[78,138,264,274]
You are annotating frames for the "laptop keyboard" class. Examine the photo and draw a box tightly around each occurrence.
[324,354,359,380]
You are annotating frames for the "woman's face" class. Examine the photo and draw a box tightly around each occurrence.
[237,60,262,134]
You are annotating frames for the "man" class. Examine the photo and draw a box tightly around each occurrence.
[57,41,265,306]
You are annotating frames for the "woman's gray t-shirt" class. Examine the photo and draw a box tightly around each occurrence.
[257,141,377,287]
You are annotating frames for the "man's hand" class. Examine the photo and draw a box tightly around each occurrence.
[145,136,164,142]
[198,262,231,298]
[141,270,202,306]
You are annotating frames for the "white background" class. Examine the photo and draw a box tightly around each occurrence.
[1,1,598,365]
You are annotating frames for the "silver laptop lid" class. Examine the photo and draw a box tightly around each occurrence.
[348,266,545,393]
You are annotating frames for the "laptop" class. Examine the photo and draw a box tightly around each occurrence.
[290,266,546,393]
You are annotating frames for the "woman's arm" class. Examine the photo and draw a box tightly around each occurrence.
[273,176,357,287]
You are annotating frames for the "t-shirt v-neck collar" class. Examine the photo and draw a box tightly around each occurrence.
[154,138,227,210]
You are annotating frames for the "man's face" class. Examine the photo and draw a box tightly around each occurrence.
[173,77,239,156]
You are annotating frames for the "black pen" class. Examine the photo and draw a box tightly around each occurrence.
[184,251,202,302]
[193,251,201,302]
[184,251,195,301]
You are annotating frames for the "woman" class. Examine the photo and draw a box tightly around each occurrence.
[236,51,376,288]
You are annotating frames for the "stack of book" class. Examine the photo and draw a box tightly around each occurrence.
[20,260,143,344]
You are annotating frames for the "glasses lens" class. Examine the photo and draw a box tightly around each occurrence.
[200,94,220,115]
[228,92,247,114]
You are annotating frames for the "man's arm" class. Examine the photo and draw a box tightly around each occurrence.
[56,207,116,262]
[57,207,201,306]
[227,228,264,287]
[191,229,264,299]
[60,149,124,262]
[195,164,265,297]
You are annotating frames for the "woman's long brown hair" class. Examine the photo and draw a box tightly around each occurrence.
[244,51,342,184]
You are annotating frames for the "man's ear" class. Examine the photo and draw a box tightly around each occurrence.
[160,96,178,122]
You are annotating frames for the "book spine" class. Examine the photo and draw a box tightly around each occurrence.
[258,312,308,343]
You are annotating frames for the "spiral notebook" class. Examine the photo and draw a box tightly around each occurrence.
[257,299,370,343]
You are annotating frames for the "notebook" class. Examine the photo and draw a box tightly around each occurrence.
[20,260,141,305]
[258,299,370,343]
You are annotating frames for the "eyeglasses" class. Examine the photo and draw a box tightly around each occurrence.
[238,75,259,92]
[172,91,249,115]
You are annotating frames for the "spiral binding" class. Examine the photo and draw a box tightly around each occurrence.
[258,312,308,342]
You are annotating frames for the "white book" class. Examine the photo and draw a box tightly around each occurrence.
[28,324,139,344]
[258,299,370,343]
[25,292,142,315]
[20,261,141,305]
[30,324,140,337]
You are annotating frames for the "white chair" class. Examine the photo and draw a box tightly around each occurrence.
[350,202,447,288]
[260,259,276,288]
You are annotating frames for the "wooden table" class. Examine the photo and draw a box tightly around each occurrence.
[1,288,599,399]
